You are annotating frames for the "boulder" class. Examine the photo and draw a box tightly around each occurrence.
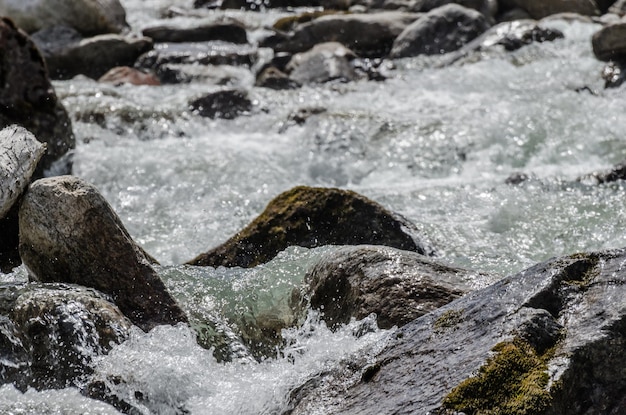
[287,249,626,414]
[0,18,75,176]
[410,0,497,20]
[272,12,422,58]
[592,22,626,61]
[187,186,432,268]
[189,89,252,119]
[286,42,359,84]
[142,21,248,44]
[32,28,154,80]
[508,0,599,19]
[0,283,132,390]
[98,66,161,86]
[305,245,477,329]
[609,0,626,15]
[18,176,188,331]
[389,4,490,58]
[0,0,128,35]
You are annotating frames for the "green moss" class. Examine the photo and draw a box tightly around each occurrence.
[442,339,552,415]
[434,309,464,331]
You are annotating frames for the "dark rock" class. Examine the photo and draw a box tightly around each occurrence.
[189,89,252,119]
[158,63,252,85]
[438,19,564,66]
[142,21,248,44]
[601,60,626,89]
[592,22,626,61]
[136,42,259,72]
[256,66,301,89]
[18,175,188,331]
[505,171,529,185]
[272,10,344,32]
[0,283,132,390]
[577,159,626,184]
[0,0,128,35]
[286,249,626,414]
[33,29,154,80]
[98,66,161,86]
[0,18,76,176]
[509,0,599,19]
[186,186,432,268]
[411,0,497,20]
[305,245,475,329]
[219,0,349,9]
[389,4,490,58]
[272,12,421,58]
[286,42,359,84]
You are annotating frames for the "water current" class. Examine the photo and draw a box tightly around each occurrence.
[3,0,626,412]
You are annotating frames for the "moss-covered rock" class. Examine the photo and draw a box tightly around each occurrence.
[187,186,431,268]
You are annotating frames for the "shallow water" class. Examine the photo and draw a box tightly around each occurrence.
[4,1,626,412]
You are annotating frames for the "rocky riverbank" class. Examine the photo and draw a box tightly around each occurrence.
[2,0,626,413]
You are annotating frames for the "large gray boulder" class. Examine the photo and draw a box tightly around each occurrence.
[32,26,153,80]
[390,4,490,58]
[286,42,358,84]
[0,283,132,390]
[305,245,480,329]
[187,186,432,268]
[18,176,188,331]
[0,0,128,35]
[287,248,626,414]
[272,12,421,58]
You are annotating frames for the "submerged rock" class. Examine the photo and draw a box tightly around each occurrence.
[272,12,421,58]
[0,0,128,35]
[0,283,132,390]
[600,60,626,88]
[577,159,626,184]
[286,42,358,84]
[287,249,626,414]
[18,176,188,331]
[189,89,252,119]
[390,4,490,58]
[0,18,75,176]
[305,245,476,329]
[187,186,432,268]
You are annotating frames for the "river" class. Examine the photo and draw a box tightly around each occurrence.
[2,0,625,413]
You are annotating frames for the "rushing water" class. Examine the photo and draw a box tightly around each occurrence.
[4,0,626,412]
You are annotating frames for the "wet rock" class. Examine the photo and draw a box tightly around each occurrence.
[32,29,154,80]
[411,0,497,20]
[286,42,358,84]
[0,0,128,35]
[18,176,188,331]
[592,21,626,61]
[439,19,564,65]
[389,4,490,58]
[577,159,626,184]
[601,60,626,88]
[272,10,343,32]
[142,21,248,44]
[0,283,132,390]
[609,0,626,15]
[189,89,252,119]
[219,0,349,9]
[305,245,475,329]
[287,249,626,414]
[256,66,301,89]
[187,186,432,268]
[136,42,259,73]
[98,66,161,86]
[0,18,75,177]
[508,0,599,19]
[272,12,421,58]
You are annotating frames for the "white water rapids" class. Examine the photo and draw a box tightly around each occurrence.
[3,0,626,413]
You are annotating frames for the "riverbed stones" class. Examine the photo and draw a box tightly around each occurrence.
[18,176,188,331]
[0,283,132,390]
[272,12,421,58]
[0,18,75,176]
[507,0,600,19]
[0,0,128,35]
[592,21,626,61]
[142,21,248,44]
[286,42,358,84]
[287,248,626,414]
[187,186,431,268]
[390,4,490,58]
[305,245,475,329]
